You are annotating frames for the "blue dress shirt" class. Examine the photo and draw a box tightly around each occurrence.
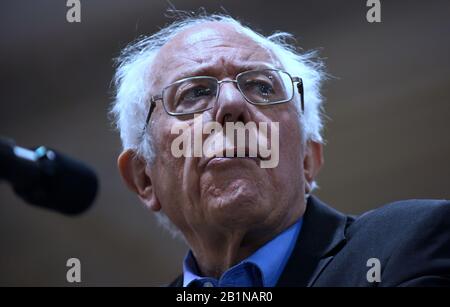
[183,218,303,287]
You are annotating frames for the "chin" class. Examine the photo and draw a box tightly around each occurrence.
[204,193,270,228]
[200,177,271,221]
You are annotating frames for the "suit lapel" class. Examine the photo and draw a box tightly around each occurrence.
[276,196,350,287]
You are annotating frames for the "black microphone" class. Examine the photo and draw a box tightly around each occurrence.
[0,138,98,215]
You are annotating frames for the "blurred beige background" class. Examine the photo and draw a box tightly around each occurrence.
[0,0,449,286]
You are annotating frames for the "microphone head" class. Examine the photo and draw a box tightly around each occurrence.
[45,150,99,215]
[13,147,99,215]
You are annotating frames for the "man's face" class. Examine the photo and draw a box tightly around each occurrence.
[140,23,311,241]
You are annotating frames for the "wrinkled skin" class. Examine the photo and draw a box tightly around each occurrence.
[118,22,323,278]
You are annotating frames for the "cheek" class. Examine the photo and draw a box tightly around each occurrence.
[281,115,303,162]
[150,130,190,228]
[152,114,188,164]
[150,117,188,192]
[273,109,304,186]
[151,116,202,204]
[266,105,303,162]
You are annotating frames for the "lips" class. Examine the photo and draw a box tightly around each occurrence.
[200,147,268,169]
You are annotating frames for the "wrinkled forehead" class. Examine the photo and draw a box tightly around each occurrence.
[151,22,280,89]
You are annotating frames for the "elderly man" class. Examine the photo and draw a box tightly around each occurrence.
[111,14,450,287]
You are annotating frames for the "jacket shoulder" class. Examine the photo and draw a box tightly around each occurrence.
[349,199,450,235]
[349,199,450,286]
[316,199,450,286]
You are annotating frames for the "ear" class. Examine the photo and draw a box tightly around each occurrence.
[303,141,324,194]
[117,149,161,212]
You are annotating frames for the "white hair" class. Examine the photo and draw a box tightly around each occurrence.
[110,14,326,238]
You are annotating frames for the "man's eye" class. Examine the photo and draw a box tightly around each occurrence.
[245,80,275,96]
[181,86,213,102]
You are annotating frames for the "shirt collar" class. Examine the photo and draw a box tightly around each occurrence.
[183,218,303,287]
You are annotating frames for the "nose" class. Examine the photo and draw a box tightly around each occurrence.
[214,81,252,126]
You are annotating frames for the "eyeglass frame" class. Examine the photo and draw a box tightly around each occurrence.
[143,69,304,130]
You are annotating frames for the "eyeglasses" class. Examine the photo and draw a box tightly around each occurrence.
[143,69,304,130]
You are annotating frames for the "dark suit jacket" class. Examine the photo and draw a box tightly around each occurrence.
[169,196,450,287]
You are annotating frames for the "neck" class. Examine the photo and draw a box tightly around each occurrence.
[186,209,302,279]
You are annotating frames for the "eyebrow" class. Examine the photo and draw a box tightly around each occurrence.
[168,62,281,85]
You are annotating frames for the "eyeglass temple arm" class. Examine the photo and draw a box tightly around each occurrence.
[143,95,162,130]
[292,77,304,112]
